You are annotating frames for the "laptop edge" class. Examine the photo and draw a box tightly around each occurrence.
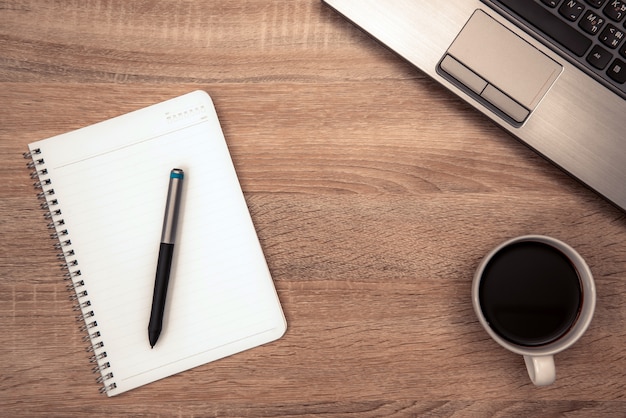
[323,0,626,212]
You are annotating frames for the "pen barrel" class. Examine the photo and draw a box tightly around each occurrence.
[148,242,175,338]
[161,169,184,244]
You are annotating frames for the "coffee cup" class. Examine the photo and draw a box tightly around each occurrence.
[472,235,596,386]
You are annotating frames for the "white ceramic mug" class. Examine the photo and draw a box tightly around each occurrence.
[472,235,596,386]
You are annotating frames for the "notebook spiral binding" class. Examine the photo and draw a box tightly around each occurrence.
[24,148,117,395]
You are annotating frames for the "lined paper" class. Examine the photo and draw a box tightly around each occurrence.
[29,91,286,396]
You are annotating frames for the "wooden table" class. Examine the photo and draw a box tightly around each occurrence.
[2,1,625,416]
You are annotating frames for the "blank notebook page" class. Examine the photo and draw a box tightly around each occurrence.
[28,91,286,396]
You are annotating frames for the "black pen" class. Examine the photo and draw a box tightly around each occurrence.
[148,168,184,348]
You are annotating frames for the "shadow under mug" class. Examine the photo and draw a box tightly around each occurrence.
[472,235,596,386]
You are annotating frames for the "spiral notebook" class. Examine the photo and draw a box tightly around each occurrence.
[24,90,287,396]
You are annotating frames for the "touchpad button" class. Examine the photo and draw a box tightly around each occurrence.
[439,10,562,124]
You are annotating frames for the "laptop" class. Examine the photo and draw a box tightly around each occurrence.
[322,0,626,211]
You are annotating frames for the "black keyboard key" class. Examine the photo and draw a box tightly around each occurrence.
[604,1,626,21]
[495,0,592,56]
[599,24,626,48]
[541,0,560,7]
[586,0,607,7]
[580,10,606,34]
[560,0,586,21]
[607,58,626,82]
[587,44,613,68]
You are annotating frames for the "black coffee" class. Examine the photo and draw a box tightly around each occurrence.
[479,241,582,346]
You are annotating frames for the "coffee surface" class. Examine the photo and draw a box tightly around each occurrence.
[479,241,582,346]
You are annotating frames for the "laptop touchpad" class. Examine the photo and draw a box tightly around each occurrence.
[438,10,562,125]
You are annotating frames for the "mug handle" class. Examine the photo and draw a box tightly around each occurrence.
[523,355,555,386]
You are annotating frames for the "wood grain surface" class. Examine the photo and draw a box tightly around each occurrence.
[1,1,625,416]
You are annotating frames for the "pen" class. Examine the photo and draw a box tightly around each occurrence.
[148,168,184,348]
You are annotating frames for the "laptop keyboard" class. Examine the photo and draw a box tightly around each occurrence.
[490,0,626,99]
